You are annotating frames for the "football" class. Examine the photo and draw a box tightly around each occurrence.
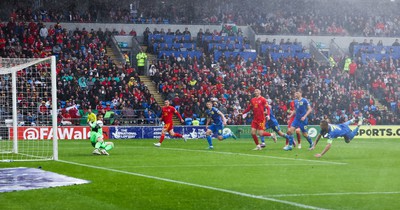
[222,128,232,135]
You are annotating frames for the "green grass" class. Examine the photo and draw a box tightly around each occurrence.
[1,137,400,210]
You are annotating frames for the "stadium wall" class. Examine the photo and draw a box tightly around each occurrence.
[2,21,400,52]
[7,21,398,53]
[253,34,400,54]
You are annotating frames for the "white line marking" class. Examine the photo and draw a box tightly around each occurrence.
[142,147,347,165]
[265,191,400,197]
[111,163,325,169]
[58,160,328,210]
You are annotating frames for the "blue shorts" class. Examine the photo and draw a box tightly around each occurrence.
[291,118,308,133]
[266,119,281,133]
[331,124,353,139]
[208,124,223,136]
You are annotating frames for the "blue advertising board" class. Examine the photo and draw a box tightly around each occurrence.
[109,126,144,139]
[109,126,207,139]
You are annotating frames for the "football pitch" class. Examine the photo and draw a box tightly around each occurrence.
[1,137,399,210]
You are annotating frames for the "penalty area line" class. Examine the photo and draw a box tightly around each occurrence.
[265,191,400,197]
[151,147,347,165]
[58,159,328,210]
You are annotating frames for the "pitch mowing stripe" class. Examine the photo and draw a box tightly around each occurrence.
[266,191,400,197]
[58,160,328,210]
[149,147,347,165]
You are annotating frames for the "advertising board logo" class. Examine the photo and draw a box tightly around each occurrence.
[308,128,318,138]
[11,126,109,140]
[23,128,40,139]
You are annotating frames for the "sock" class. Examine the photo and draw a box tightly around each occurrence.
[287,135,294,146]
[285,133,289,145]
[159,134,165,143]
[306,136,313,146]
[260,131,271,137]
[105,143,114,151]
[206,135,213,146]
[297,133,301,144]
[95,142,101,149]
[174,133,183,138]
[260,136,265,143]
[252,134,259,145]
[222,133,231,139]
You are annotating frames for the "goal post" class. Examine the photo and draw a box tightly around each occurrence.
[0,56,58,162]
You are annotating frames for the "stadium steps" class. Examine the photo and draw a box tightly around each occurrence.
[373,97,387,111]
[139,76,181,125]
[105,46,124,68]
[147,54,157,65]
[140,45,179,124]
[138,76,163,102]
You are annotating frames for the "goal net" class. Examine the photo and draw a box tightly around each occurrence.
[0,56,58,162]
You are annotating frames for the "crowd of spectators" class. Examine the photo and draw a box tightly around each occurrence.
[0,17,162,126]
[147,28,399,125]
[0,1,399,126]
[4,0,400,37]
[0,15,397,126]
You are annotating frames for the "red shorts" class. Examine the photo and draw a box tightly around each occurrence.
[163,122,173,132]
[251,119,265,130]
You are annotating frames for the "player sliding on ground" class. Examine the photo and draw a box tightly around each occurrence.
[154,100,187,147]
[90,114,114,155]
[205,101,236,149]
[309,116,363,157]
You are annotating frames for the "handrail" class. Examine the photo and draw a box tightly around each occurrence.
[110,35,127,66]
[309,40,329,65]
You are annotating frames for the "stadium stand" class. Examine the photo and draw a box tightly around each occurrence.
[0,0,398,125]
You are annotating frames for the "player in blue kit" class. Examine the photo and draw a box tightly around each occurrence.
[260,99,293,148]
[284,90,313,151]
[310,117,363,157]
[205,101,236,149]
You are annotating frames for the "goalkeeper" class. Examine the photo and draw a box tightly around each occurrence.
[90,114,114,155]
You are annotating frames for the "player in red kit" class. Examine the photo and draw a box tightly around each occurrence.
[241,89,274,150]
[154,100,187,147]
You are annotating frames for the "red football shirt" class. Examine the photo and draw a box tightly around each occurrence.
[161,106,182,124]
[243,96,267,121]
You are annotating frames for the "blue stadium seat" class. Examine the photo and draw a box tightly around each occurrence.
[185,118,193,125]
